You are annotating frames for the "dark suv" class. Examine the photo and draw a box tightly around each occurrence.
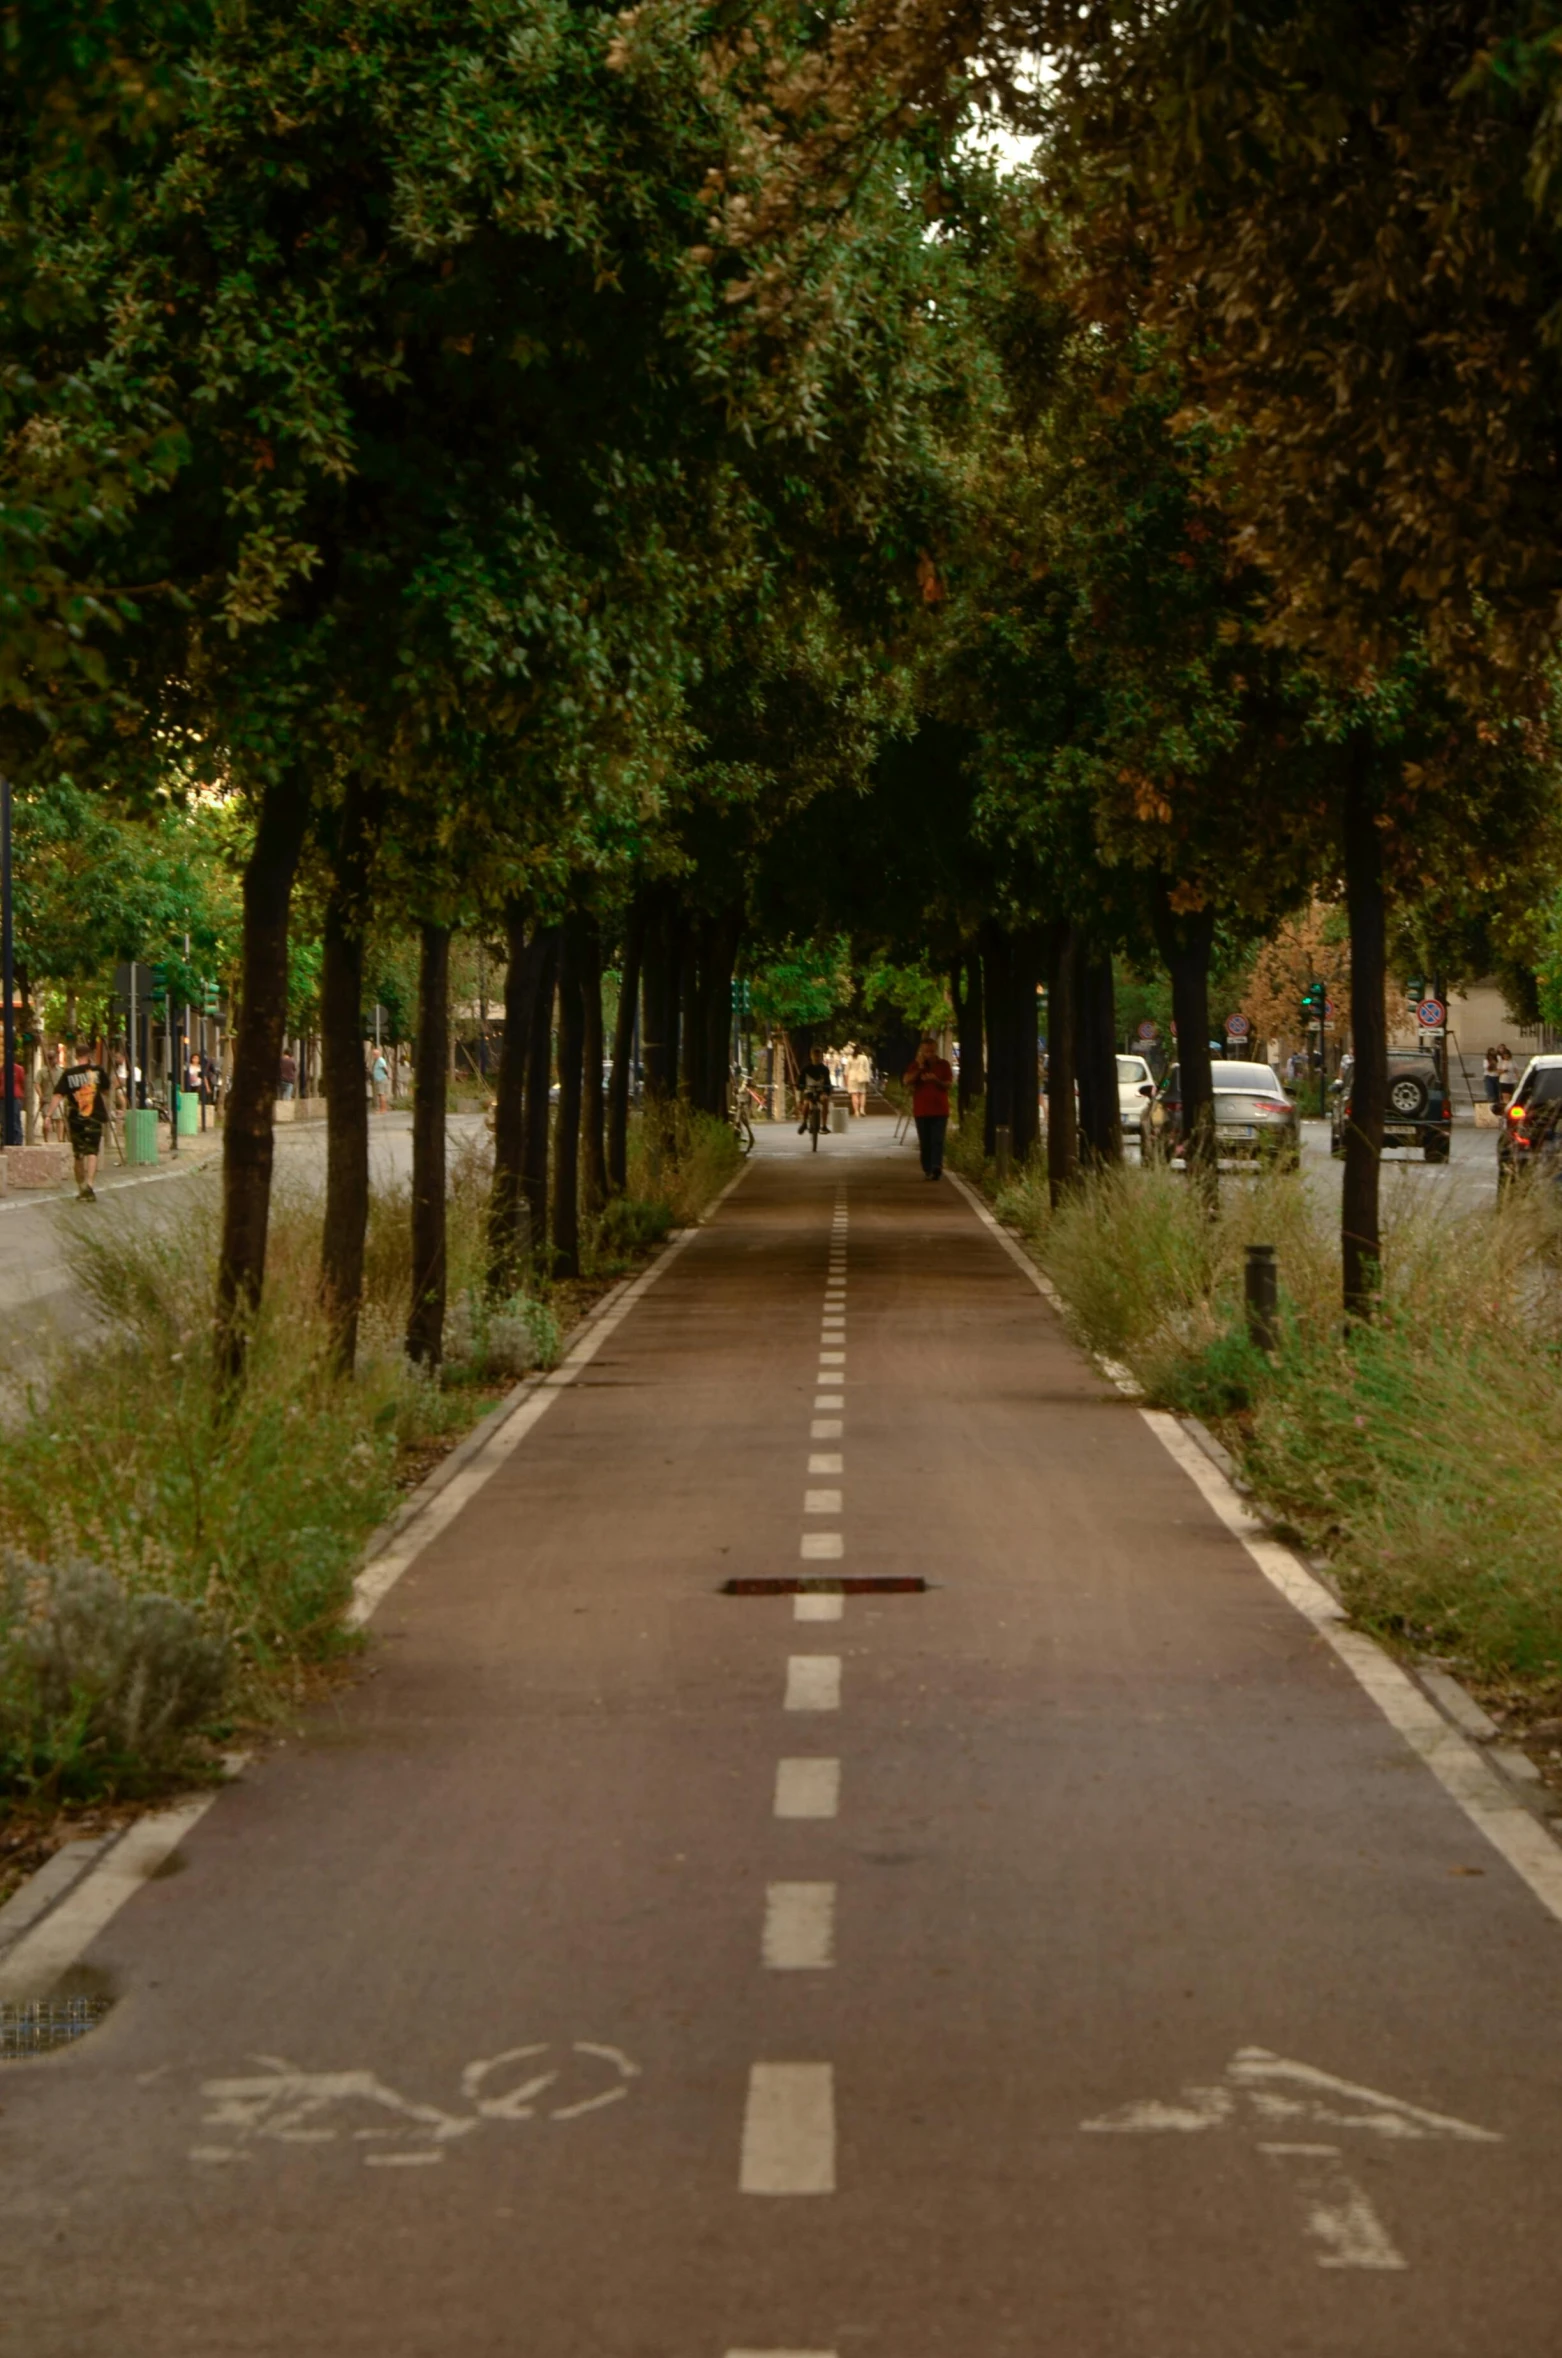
[1497,1054,1562,1190]
[1330,1050,1450,1162]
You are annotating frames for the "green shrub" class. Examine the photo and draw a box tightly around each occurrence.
[0,1551,228,1797]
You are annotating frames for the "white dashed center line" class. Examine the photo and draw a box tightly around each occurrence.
[808,1454,843,1474]
[774,1758,841,1818]
[799,1532,844,1561]
[785,1655,841,1710]
[740,2064,836,2194]
[803,1489,842,1515]
[811,1417,843,1437]
[794,1592,843,1622]
[762,1882,837,1970]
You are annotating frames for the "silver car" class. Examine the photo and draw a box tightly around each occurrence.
[1144,1060,1301,1168]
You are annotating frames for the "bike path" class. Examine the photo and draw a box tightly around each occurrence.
[3,1124,1560,2354]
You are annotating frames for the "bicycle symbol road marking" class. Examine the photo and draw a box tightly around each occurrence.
[190,2040,640,2167]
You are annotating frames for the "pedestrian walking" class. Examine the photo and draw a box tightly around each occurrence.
[846,1042,873,1118]
[1497,1044,1517,1106]
[279,1047,298,1101]
[903,1034,953,1179]
[53,1046,111,1200]
[371,1048,389,1113]
[1484,1046,1502,1109]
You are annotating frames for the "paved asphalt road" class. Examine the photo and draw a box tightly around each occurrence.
[4,1118,1560,2355]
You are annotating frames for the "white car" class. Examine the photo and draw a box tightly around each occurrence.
[1117,1054,1156,1136]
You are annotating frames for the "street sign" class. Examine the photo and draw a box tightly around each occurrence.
[1324,997,1336,1021]
[1417,997,1446,1029]
[1136,1019,1157,1043]
[113,961,154,1007]
[1225,1013,1250,1040]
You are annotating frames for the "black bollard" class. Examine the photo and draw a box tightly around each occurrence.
[1245,1242,1278,1355]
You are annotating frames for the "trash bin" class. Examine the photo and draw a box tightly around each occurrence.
[123,1107,159,1165]
[830,1096,849,1135]
[177,1094,199,1137]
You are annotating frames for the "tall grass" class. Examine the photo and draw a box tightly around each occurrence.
[972,1122,1562,1681]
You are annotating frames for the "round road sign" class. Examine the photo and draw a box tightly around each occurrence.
[1137,1019,1157,1043]
[1417,997,1446,1029]
[1225,1013,1250,1040]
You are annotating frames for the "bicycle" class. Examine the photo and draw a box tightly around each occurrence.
[801,1086,829,1151]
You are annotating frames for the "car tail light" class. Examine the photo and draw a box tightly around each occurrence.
[1508,1100,1527,1120]
[1253,1098,1293,1115]
[1440,1103,1451,1120]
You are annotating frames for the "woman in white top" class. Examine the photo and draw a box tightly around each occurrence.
[845,1045,873,1117]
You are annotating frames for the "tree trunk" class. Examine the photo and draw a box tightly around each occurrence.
[406,921,450,1367]
[1076,947,1123,1170]
[677,913,701,1107]
[489,903,542,1295]
[701,908,742,1118]
[1342,748,1387,1321]
[551,912,586,1281]
[216,777,310,1387]
[521,925,560,1264]
[641,887,674,1110]
[320,873,370,1372]
[1151,883,1217,1192]
[981,923,1013,1159]
[1045,922,1079,1204]
[607,894,645,1196]
[1011,924,1044,1165]
[954,950,984,1116]
[580,913,608,1213]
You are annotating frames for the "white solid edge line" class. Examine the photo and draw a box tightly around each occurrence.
[346,1157,751,1629]
[0,1161,754,2002]
[1142,1411,1562,1928]
[945,1162,1562,1930]
[0,1792,222,2002]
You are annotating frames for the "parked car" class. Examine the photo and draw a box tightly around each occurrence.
[1329,1049,1450,1162]
[1497,1052,1562,1190]
[1142,1061,1300,1168]
[1116,1054,1156,1137]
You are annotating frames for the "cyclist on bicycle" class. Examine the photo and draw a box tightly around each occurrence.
[796,1046,833,1135]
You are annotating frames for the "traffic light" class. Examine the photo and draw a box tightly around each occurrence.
[1300,978,1325,1022]
[731,977,752,1015]
[1405,974,1425,1003]
[150,961,170,1005]
[202,978,221,1016]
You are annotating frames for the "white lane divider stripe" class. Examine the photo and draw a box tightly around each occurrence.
[794,1592,843,1622]
[785,1656,841,1710]
[762,1883,837,1970]
[1145,1411,1562,1927]
[813,1395,844,1412]
[800,1532,844,1561]
[726,2348,838,2356]
[803,1489,842,1514]
[740,2064,836,2193]
[811,1417,843,1437]
[817,1351,846,1367]
[775,1759,841,1817]
[808,1454,843,1473]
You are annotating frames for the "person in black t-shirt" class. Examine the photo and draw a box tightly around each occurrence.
[53,1055,111,1200]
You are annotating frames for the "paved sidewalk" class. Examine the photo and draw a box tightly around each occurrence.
[2,1119,1559,2355]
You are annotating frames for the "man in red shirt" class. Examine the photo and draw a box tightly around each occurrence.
[904,1034,954,1180]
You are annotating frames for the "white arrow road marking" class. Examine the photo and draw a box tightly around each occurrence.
[1082,2046,1498,2270]
[1258,2144,1408,2271]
